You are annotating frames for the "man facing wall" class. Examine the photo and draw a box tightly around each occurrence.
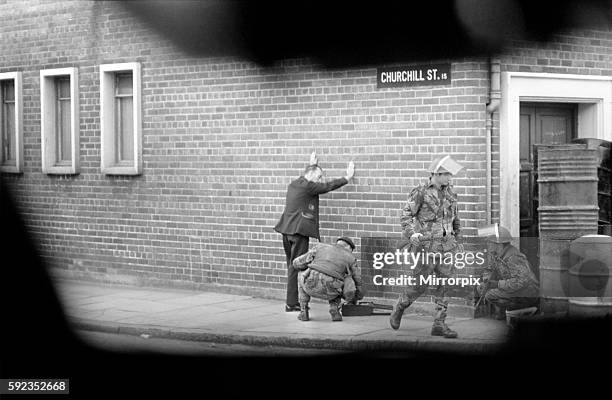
[274,152,355,311]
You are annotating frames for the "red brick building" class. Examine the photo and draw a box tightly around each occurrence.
[1,1,611,316]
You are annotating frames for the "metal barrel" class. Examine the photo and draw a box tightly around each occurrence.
[538,238,572,314]
[537,145,599,314]
[572,138,612,235]
[568,235,612,317]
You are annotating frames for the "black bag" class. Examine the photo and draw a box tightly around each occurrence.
[341,302,393,316]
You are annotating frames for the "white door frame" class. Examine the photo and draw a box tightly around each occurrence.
[500,72,612,237]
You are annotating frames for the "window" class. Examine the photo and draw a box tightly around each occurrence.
[100,63,141,175]
[40,68,79,174]
[1,81,16,163]
[0,72,23,173]
[55,77,72,165]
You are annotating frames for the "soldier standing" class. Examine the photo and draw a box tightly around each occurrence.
[389,155,464,338]
[477,224,539,317]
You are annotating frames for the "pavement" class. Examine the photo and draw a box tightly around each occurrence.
[53,279,511,354]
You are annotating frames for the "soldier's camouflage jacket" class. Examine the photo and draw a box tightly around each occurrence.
[293,244,363,300]
[401,179,461,240]
[483,244,539,296]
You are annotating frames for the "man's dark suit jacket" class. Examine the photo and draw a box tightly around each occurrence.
[274,176,348,240]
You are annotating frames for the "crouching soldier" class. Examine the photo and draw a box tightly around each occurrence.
[477,224,539,317]
[292,237,363,321]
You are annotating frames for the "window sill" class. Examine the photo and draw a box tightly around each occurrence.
[43,165,78,175]
[0,165,22,174]
[102,165,141,176]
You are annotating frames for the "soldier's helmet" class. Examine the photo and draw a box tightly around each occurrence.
[427,155,464,175]
[336,236,355,251]
[477,223,512,244]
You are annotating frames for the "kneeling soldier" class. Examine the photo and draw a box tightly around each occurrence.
[477,224,539,316]
[292,237,363,321]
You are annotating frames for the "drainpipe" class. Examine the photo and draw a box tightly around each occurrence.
[485,57,501,225]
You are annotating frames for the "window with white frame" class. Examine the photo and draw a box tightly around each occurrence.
[0,72,23,173]
[100,63,142,175]
[40,68,79,174]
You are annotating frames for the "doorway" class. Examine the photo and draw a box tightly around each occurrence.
[519,102,577,273]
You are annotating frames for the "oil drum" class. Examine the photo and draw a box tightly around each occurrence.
[568,234,612,316]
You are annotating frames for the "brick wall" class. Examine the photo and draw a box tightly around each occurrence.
[489,30,612,222]
[1,1,610,314]
[502,30,612,75]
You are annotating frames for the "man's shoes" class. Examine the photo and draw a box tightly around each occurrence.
[389,304,405,330]
[329,308,342,322]
[431,321,458,339]
[297,305,310,321]
[285,304,301,312]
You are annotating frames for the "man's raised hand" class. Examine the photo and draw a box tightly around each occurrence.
[345,161,355,181]
[310,151,318,166]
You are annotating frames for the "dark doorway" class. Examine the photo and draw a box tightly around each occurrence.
[519,103,577,274]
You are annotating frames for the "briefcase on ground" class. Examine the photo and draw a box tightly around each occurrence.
[341,301,393,316]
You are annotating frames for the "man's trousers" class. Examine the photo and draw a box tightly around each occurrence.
[298,269,343,309]
[282,233,309,307]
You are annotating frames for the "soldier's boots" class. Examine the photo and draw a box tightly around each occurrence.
[389,303,406,330]
[430,299,457,338]
[329,306,343,322]
[431,320,458,338]
[297,305,310,321]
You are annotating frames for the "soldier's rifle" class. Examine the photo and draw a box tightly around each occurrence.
[474,254,505,308]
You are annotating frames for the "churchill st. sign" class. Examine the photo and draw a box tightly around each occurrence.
[377,63,451,88]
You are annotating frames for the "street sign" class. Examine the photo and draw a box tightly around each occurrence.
[377,63,451,88]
